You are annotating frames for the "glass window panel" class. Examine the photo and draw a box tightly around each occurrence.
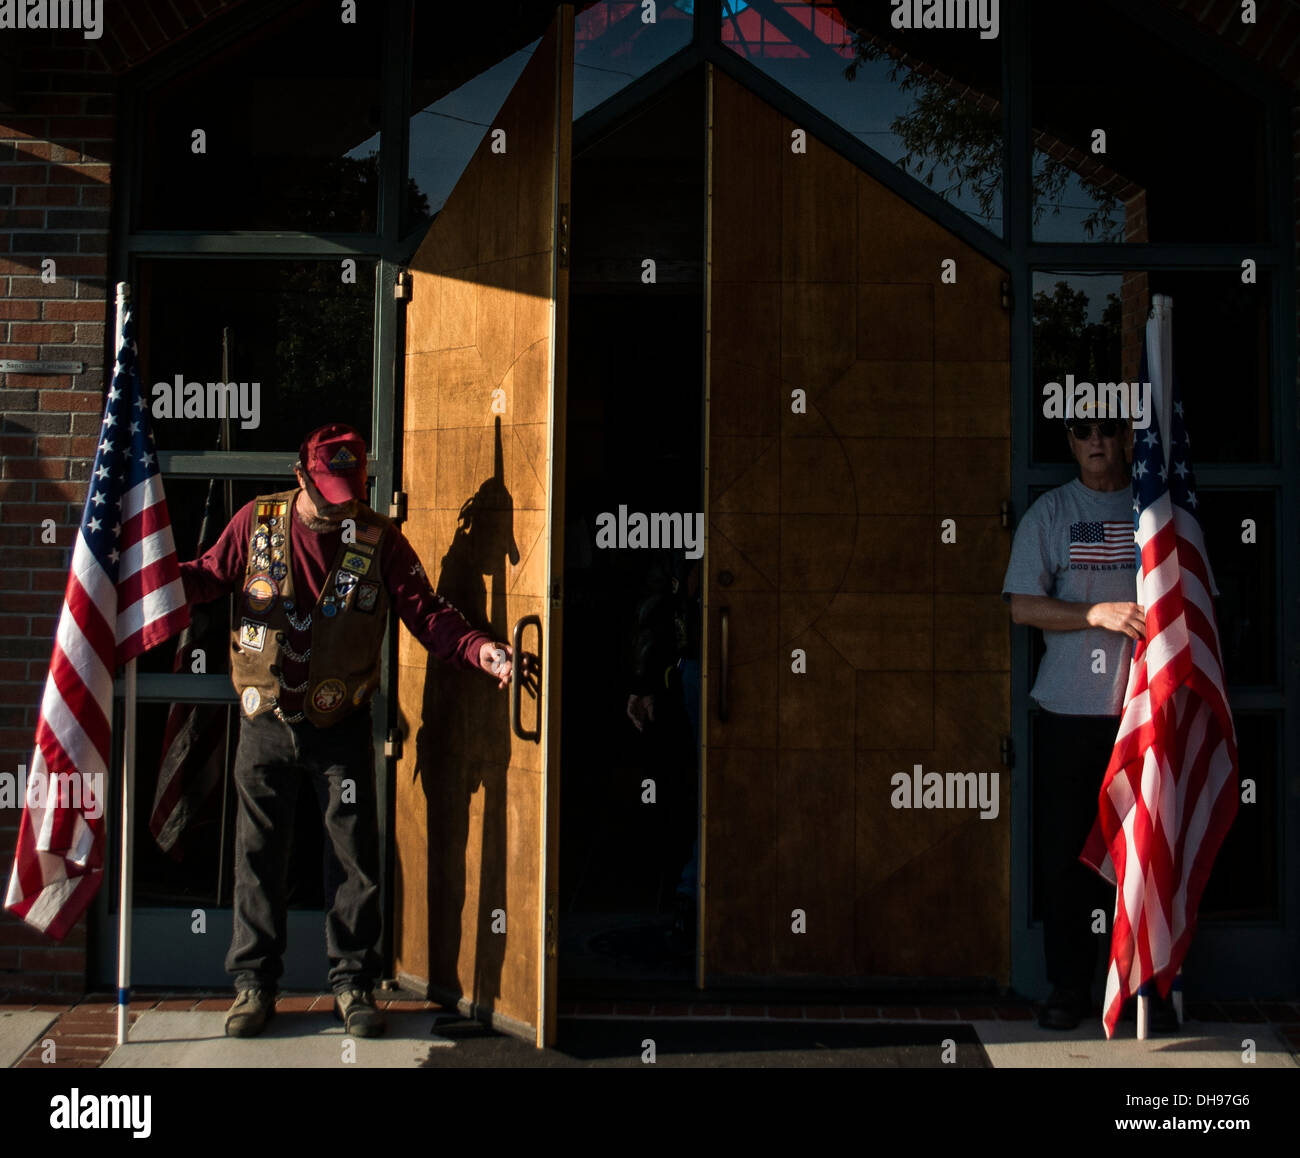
[137,0,383,232]
[117,699,325,909]
[136,259,377,454]
[132,475,391,678]
[1031,270,1272,465]
[1021,488,1278,694]
[574,0,695,119]
[1198,713,1279,920]
[722,0,1003,233]
[404,2,578,236]
[1031,0,1267,244]
[1030,711,1278,922]
[406,43,540,235]
[1195,491,1277,688]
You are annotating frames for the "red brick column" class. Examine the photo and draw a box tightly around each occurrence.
[0,33,114,1000]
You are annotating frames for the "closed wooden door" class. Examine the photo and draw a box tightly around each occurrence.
[393,8,571,1047]
[703,67,1011,983]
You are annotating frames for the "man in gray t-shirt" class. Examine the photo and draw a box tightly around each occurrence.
[1002,413,1148,1030]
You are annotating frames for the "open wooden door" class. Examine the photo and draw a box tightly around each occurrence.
[702,66,1012,984]
[393,8,571,1048]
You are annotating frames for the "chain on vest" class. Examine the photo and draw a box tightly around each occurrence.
[230,489,392,728]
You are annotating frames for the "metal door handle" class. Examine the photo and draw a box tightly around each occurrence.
[719,606,729,723]
[511,614,541,742]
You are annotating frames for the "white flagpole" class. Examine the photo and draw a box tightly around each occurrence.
[114,281,135,1047]
[1136,294,1176,1041]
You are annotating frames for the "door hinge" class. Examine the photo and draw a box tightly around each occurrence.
[544,896,557,959]
[1000,499,1011,529]
[394,269,412,301]
[384,728,403,759]
[557,202,569,268]
[389,491,407,522]
[1000,735,1014,769]
[1000,279,1012,311]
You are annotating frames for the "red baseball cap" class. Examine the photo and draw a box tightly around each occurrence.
[298,423,368,505]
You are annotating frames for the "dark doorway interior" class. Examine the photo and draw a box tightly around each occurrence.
[559,68,706,985]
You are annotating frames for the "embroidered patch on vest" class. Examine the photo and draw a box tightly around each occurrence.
[353,523,382,547]
[241,686,261,716]
[239,619,267,652]
[351,681,372,705]
[244,574,277,614]
[342,550,371,575]
[312,679,346,712]
[335,570,359,599]
[355,582,379,613]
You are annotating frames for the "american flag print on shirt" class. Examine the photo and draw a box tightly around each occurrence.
[1069,520,1135,567]
[4,299,189,939]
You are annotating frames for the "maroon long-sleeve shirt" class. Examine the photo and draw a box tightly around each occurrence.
[180,495,492,716]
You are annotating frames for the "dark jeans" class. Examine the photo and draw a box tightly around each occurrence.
[1035,709,1120,993]
[226,707,382,995]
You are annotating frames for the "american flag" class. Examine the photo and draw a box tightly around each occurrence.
[4,300,189,939]
[1080,306,1238,1039]
[1069,520,1133,566]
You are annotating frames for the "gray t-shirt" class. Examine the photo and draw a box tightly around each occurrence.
[1001,478,1137,716]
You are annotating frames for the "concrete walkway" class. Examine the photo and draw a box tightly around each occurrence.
[7,993,1300,1068]
[100,1012,1296,1069]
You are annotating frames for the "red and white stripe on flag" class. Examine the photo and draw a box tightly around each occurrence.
[5,306,188,940]
[1080,315,1238,1037]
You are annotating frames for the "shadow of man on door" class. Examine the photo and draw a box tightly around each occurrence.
[411,416,523,1018]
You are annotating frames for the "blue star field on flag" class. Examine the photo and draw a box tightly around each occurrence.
[84,305,160,585]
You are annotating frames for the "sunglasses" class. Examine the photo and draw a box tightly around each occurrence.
[1067,419,1124,439]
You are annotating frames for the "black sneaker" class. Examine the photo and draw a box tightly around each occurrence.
[225,987,276,1038]
[1038,986,1090,1030]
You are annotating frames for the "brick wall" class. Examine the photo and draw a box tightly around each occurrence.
[0,27,115,1000]
[0,1,246,1000]
[0,0,1296,1001]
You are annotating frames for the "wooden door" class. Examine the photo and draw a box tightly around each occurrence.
[703,67,1012,983]
[393,9,571,1047]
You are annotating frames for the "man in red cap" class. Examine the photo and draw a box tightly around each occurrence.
[178,422,515,1039]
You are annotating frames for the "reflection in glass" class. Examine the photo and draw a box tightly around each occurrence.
[404,2,571,236]
[136,260,376,454]
[119,698,325,909]
[1198,713,1278,920]
[1031,0,1266,243]
[1031,271,1272,465]
[1196,491,1277,688]
[722,0,1002,232]
[137,0,383,231]
[1031,710,1279,922]
[574,0,695,119]
[135,477,336,678]
[1032,150,1126,244]
[407,44,539,230]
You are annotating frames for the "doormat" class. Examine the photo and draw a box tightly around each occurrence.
[418,1016,989,1068]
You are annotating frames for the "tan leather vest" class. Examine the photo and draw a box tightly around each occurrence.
[230,489,391,728]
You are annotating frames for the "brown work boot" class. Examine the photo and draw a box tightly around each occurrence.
[334,988,386,1037]
[225,987,276,1038]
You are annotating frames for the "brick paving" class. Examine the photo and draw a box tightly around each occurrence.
[2,992,1297,1068]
